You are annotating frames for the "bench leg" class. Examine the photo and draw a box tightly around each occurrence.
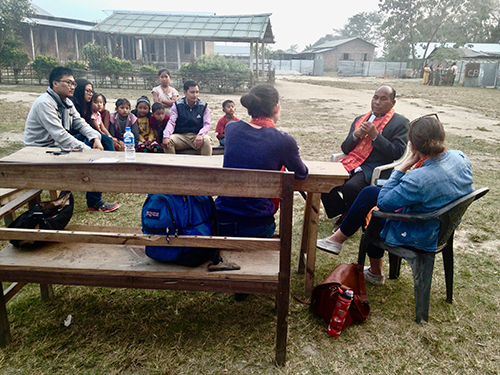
[40,284,54,301]
[0,283,12,347]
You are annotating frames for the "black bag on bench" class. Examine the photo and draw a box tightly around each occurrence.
[141,194,220,267]
[8,191,74,248]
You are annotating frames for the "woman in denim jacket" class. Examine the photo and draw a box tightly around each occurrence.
[317,114,473,285]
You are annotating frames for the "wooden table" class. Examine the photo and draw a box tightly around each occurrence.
[0,147,348,298]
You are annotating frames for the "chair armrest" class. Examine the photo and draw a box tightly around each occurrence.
[371,187,489,223]
[331,153,347,162]
[370,144,411,185]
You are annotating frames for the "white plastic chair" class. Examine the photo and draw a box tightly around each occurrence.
[331,143,410,186]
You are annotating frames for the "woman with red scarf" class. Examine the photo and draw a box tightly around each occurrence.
[215,84,309,238]
[317,114,473,285]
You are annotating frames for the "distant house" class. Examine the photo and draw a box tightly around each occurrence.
[415,42,500,61]
[19,7,275,73]
[302,38,376,72]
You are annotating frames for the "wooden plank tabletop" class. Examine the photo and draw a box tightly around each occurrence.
[0,147,348,194]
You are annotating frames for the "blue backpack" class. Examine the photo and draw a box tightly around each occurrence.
[141,194,217,264]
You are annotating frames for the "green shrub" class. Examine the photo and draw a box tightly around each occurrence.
[31,55,59,84]
[65,60,87,78]
[98,56,134,86]
[0,46,30,83]
[180,54,250,93]
[139,65,157,72]
[81,42,107,70]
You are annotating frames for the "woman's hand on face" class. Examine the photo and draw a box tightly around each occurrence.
[397,151,420,172]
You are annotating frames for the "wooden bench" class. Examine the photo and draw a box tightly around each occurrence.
[175,144,225,155]
[0,161,295,365]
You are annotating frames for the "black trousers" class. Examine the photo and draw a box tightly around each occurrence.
[321,171,369,219]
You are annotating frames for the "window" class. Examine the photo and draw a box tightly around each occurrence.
[342,53,349,60]
[363,53,368,61]
[184,41,191,55]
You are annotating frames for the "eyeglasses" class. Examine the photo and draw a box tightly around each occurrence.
[409,113,439,126]
[85,89,94,95]
[57,79,77,88]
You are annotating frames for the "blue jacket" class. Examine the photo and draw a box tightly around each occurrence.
[378,150,473,251]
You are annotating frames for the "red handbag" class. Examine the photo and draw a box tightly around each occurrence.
[311,263,370,327]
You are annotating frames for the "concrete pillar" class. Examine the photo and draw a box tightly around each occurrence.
[249,42,253,72]
[176,39,181,69]
[74,31,79,60]
[54,29,59,59]
[107,35,112,56]
[120,36,124,59]
[163,39,167,62]
[261,41,265,77]
[30,26,35,59]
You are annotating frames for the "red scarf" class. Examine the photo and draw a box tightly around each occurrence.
[341,108,395,172]
[249,116,276,128]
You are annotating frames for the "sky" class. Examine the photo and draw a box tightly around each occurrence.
[31,0,380,51]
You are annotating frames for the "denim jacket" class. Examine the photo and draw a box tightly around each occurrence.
[378,150,473,251]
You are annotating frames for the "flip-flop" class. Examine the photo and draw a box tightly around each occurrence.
[207,261,241,272]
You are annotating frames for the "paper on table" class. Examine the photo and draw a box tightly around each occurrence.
[91,157,120,163]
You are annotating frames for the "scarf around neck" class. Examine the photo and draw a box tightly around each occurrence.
[341,108,395,172]
[249,116,276,128]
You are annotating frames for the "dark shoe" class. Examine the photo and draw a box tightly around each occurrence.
[88,200,120,212]
[234,293,248,302]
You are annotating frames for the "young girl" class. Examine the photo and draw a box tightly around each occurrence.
[109,98,139,152]
[132,96,159,153]
[151,69,179,111]
[91,93,120,150]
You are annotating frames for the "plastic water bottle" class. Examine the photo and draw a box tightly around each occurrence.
[123,126,136,162]
[327,288,353,337]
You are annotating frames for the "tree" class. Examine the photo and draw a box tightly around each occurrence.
[81,42,107,70]
[333,11,383,46]
[286,44,299,54]
[0,0,34,54]
[378,0,463,68]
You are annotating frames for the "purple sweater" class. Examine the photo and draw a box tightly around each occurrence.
[215,120,308,225]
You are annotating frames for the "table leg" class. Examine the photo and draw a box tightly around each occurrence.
[301,192,321,299]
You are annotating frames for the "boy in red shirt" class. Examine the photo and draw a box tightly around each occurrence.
[215,100,239,146]
[150,102,170,146]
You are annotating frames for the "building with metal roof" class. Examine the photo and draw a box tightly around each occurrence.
[19,7,274,75]
[91,11,274,72]
[301,38,376,71]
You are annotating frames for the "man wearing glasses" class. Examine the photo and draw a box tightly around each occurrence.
[24,66,119,212]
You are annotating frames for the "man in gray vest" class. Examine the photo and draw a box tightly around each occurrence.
[161,80,212,155]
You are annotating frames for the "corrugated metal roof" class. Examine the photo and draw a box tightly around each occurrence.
[92,11,274,43]
[304,38,377,53]
[28,17,95,31]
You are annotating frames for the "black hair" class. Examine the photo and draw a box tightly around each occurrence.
[222,99,235,108]
[158,68,171,77]
[152,102,165,112]
[409,116,446,156]
[183,80,198,91]
[240,84,279,119]
[136,95,151,109]
[71,77,93,122]
[115,98,131,108]
[49,66,73,88]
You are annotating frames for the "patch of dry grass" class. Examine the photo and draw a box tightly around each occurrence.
[0,81,499,374]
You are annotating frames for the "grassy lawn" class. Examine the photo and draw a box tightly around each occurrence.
[0,80,498,374]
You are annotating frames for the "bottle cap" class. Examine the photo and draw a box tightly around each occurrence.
[125,127,131,131]
[344,289,354,299]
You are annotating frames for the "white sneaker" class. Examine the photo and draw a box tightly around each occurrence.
[363,266,385,285]
[316,238,342,255]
